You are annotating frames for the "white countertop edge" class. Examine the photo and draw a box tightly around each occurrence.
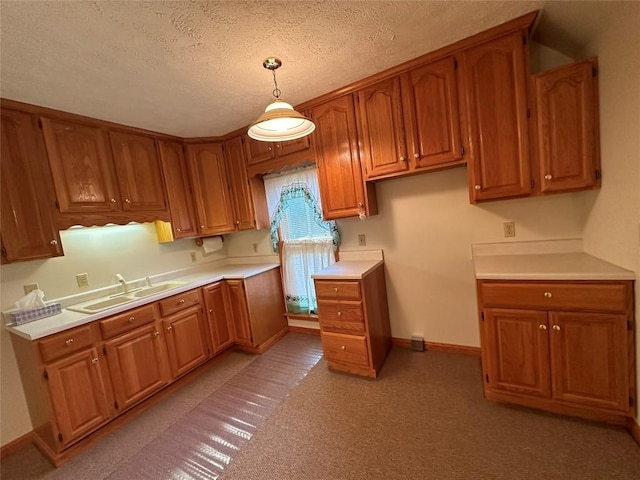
[311,259,384,280]
[6,263,280,341]
[476,272,636,281]
[471,239,583,257]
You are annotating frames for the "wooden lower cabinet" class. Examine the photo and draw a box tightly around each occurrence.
[314,262,391,378]
[162,305,210,379]
[202,281,235,353]
[478,280,635,423]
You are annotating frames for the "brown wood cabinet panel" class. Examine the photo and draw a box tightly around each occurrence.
[484,308,551,397]
[1,109,63,263]
[224,136,256,231]
[99,304,157,340]
[549,312,629,412]
[313,95,370,219]
[357,76,409,178]
[244,136,276,164]
[39,324,96,364]
[45,347,111,447]
[162,306,209,379]
[533,59,600,193]
[186,143,236,236]
[402,56,464,169]
[315,280,362,301]
[40,117,120,213]
[226,279,252,346]
[103,323,168,412]
[459,32,532,201]
[157,140,198,239]
[202,281,234,353]
[278,136,311,157]
[109,131,167,212]
[158,289,201,317]
[321,332,370,367]
[317,300,365,334]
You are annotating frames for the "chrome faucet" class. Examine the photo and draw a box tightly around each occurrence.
[115,273,129,294]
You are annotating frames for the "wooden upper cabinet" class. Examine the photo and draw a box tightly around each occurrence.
[357,76,409,178]
[402,56,464,170]
[244,134,311,166]
[278,136,311,156]
[459,31,532,202]
[40,118,120,213]
[532,59,600,194]
[186,143,236,236]
[224,136,257,231]
[313,95,370,220]
[157,140,198,239]
[108,132,167,212]
[1,109,63,263]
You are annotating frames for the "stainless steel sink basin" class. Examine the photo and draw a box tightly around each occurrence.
[68,296,135,313]
[132,282,187,298]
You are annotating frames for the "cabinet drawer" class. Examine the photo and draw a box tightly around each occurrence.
[99,304,157,340]
[158,289,201,317]
[480,282,629,313]
[315,281,361,301]
[321,332,369,367]
[317,300,365,334]
[39,324,96,363]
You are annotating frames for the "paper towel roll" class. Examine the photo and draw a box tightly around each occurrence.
[202,236,223,254]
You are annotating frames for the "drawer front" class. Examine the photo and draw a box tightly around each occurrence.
[317,300,365,334]
[480,282,629,313]
[159,289,201,317]
[99,304,157,340]
[321,332,369,367]
[39,324,96,363]
[315,280,361,301]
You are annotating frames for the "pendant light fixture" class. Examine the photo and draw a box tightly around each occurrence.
[247,57,315,142]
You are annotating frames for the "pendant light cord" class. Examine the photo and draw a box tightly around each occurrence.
[272,69,281,99]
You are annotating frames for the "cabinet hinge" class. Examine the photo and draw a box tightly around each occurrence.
[522,35,527,45]
[628,319,633,331]
[37,118,43,129]
[526,108,531,119]
[114,401,119,410]
[460,146,465,157]
[55,200,60,210]
[58,433,63,443]
[454,59,458,69]
[481,312,485,321]
[595,169,601,180]
[1,247,6,258]
[630,396,634,407]
[43,370,49,381]
[592,66,598,77]
[485,373,489,383]
[531,179,535,189]
[103,346,107,356]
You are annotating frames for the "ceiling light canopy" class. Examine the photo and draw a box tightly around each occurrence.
[247,57,315,142]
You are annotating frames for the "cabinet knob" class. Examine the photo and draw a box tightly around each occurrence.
[552,324,561,331]
[474,185,482,190]
[91,357,98,364]
[167,325,173,331]
[544,291,552,298]
[413,153,420,159]
[236,220,240,225]
[333,287,338,292]
[209,309,213,314]
[128,317,135,323]
[268,146,272,151]
[337,311,342,317]
[179,299,185,304]
[400,156,406,162]
[544,174,553,180]
[124,198,131,204]
[539,324,547,330]
[276,144,280,148]
[50,240,58,246]
[176,228,182,232]
[65,338,74,345]
[154,331,160,337]
[341,345,346,350]
[110,198,117,203]
[201,225,205,229]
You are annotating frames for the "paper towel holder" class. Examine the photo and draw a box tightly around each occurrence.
[194,236,223,247]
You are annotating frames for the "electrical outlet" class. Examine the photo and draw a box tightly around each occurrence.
[358,234,367,246]
[252,243,258,253]
[23,283,39,295]
[76,273,89,288]
[503,222,516,238]
[190,252,197,263]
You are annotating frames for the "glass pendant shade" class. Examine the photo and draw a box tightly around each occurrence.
[248,99,315,142]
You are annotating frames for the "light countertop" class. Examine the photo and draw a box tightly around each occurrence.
[472,240,634,281]
[6,262,279,341]
[311,249,384,280]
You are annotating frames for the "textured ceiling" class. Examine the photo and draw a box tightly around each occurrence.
[0,1,620,137]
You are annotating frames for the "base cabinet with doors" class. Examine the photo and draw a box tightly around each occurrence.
[477,279,636,423]
[314,262,391,378]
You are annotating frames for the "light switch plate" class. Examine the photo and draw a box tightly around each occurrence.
[23,283,39,295]
[358,234,367,246]
[76,273,89,288]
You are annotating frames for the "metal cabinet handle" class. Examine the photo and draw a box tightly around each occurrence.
[176,228,182,232]
[474,185,482,190]
[333,287,338,292]
[128,316,135,323]
[413,153,420,159]
[400,156,406,162]
[179,299,185,304]
[50,240,58,246]
[544,174,553,180]
[167,325,173,331]
[544,292,552,298]
[91,357,98,364]
[110,198,117,203]
[125,198,131,204]
[539,324,547,330]
[65,338,74,345]
[552,325,561,331]
[209,309,213,313]
[341,345,346,350]
[154,331,160,337]
[337,311,342,317]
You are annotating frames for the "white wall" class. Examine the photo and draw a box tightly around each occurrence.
[579,3,640,424]
[0,223,227,445]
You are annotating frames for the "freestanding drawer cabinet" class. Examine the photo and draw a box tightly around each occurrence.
[477,279,636,424]
[314,262,391,378]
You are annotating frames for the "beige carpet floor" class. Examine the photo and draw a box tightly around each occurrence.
[2,333,639,479]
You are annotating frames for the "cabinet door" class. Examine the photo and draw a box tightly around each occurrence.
[483,308,551,397]
[313,95,367,219]
[157,140,198,239]
[226,279,252,346]
[163,305,209,378]
[357,76,409,178]
[109,132,167,212]
[533,59,599,193]
[244,135,276,164]
[459,32,532,201]
[224,136,255,231]
[549,312,629,412]
[40,118,120,213]
[104,324,168,412]
[45,347,111,447]
[1,109,63,263]
[278,135,311,157]
[202,282,235,353]
[186,143,236,236]
[402,56,464,169]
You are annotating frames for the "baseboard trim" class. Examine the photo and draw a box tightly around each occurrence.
[391,337,481,356]
[0,431,33,459]
[288,326,321,336]
[629,418,640,447]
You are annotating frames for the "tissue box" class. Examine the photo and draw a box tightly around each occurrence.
[9,303,62,325]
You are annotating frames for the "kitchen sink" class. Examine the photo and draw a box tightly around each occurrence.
[132,282,187,298]
[67,281,188,313]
